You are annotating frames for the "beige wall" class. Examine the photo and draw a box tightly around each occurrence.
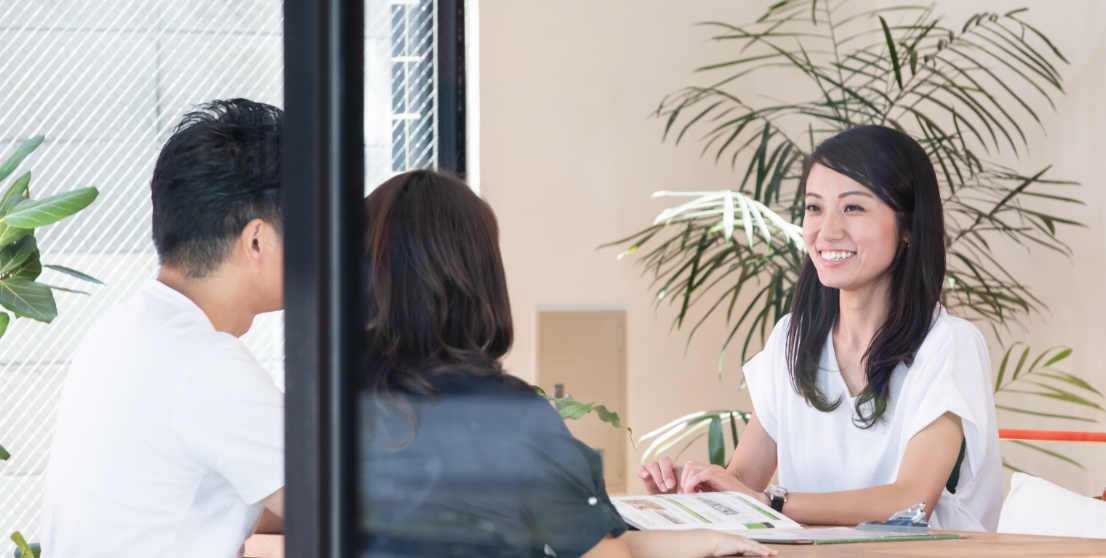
[477,0,1106,497]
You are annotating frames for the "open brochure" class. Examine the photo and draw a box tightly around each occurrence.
[611,492,801,532]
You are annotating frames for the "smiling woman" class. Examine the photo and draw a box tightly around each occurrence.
[791,125,948,427]
[640,126,1004,532]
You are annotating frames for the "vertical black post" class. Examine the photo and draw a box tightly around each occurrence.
[437,0,466,175]
[283,0,364,556]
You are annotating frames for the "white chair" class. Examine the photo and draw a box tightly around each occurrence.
[997,472,1106,539]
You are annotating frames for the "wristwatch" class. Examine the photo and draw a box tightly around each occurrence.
[764,485,789,513]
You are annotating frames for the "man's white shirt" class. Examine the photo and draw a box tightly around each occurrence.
[41,279,284,557]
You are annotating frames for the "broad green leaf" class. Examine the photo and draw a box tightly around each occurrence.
[555,395,594,421]
[0,236,36,276]
[0,135,43,183]
[0,441,9,460]
[0,277,56,323]
[2,187,98,229]
[0,224,29,247]
[593,404,624,429]
[10,531,38,558]
[594,405,634,446]
[44,264,104,285]
[12,249,41,281]
[0,171,32,215]
[708,415,725,466]
[0,311,8,341]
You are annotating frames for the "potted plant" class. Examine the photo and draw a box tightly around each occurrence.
[0,136,101,558]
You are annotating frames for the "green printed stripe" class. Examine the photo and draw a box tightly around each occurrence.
[658,497,710,524]
[744,523,770,530]
[720,492,779,521]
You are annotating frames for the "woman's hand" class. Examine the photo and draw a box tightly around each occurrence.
[712,532,777,556]
[680,462,768,506]
[637,456,683,493]
[678,461,741,494]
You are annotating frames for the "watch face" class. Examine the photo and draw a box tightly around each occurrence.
[766,485,788,499]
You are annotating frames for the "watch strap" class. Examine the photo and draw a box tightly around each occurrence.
[769,495,785,513]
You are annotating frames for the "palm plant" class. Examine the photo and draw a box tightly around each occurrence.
[612,2,1101,471]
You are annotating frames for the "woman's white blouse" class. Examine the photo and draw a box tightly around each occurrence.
[743,309,1003,531]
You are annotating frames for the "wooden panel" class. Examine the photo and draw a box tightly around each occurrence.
[769,529,1106,557]
[537,310,627,493]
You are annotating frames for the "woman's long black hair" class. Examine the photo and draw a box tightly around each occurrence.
[786,125,946,427]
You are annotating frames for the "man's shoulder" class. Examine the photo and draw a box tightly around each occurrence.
[71,287,257,387]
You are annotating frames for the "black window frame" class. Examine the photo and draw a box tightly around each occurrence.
[282,0,467,554]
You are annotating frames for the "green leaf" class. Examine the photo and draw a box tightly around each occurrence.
[995,344,1014,391]
[728,410,740,449]
[879,16,904,90]
[0,441,9,460]
[555,394,595,421]
[0,224,29,247]
[1035,371,1103,397]
[0,236,36,276]
[1011,346,1030,380]
[1009,440,1085,470]
[2,187,98,229]
[10,531,38,558]
[0,312,9,341]
[1001,457,1026,474]
[0,172,33,246]
[708,415,725,466]
[42,284,90,295]
[44,264,104,285]
[0,277,57,322]
[12,250,41,281]
[994,404,1096,423]
[0,135,43,183]
[593,404,624,429]
[1043,347,1073,368]
[0,171,32,214]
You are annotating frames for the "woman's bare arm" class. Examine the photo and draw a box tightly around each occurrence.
[724,411,778,491]
[680,412,965,526]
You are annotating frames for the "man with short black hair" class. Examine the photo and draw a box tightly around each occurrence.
[41,98,285,557]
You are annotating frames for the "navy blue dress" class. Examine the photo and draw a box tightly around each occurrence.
[361,373,627,558]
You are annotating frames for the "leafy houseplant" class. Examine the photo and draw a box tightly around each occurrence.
[0,136,101,557]
[614,1,1101,471]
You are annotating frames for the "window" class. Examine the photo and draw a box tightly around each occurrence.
[0,0,453,541]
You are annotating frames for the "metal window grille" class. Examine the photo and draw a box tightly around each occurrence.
[366,0,436,188]
[0,0,441,542]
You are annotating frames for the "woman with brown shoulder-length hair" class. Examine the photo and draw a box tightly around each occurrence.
[360,170,773,558]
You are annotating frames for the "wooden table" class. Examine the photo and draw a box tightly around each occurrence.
[244,534,283,558]
[244,530,1106,557]
[769,529,1106,557]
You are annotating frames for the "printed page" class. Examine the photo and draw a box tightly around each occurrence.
[611,492,801,531]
